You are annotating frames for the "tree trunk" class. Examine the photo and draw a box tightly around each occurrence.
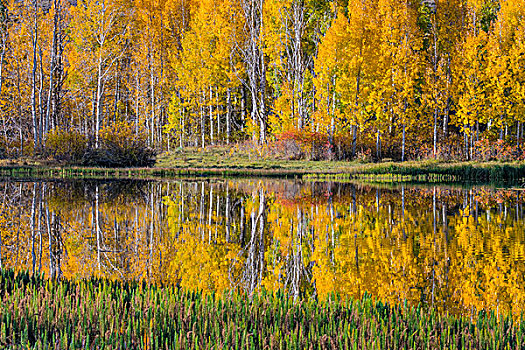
[201,93,205,148]
[31,0,40,152]
[226,88,231,144]
[216,88,220,143]
[241,0,266,145]
[95,54,104,149]
[376,129,381,160]
[209,87,214,145]
[464,130,468,160]
[402,123,406,162]
[150,68,155,147]
[44,0,62,143]
[348,124,356,159]
[0,10,6,114]
[517,121,521,151]
[433,107,438,157]
[241,86,246,132]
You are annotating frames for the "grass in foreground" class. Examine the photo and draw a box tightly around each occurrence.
[0,270,523,349]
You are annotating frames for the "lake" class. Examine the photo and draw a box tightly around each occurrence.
[1,178,524,318]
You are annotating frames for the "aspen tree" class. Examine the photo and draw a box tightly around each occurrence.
[239,0,267,144]
[452,1,491,159]
[69,0,130,148]
[314,1,375,157]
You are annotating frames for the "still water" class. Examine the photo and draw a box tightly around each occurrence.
[0,179,524,317]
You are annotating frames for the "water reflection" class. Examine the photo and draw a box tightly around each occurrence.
[0,179,524,317]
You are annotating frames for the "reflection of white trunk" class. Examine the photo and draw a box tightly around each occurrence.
[329,199,335,250]
[215,193,220,241]
[240,198,245,244]
[376,189,380,213]
[240,0,266,144]
[290,208,303,301]
[179,182,184,238]
[149,190,154,276]
[225,187,231,242]
[431,187,437,306]
[402,185,406,239]
[30,184,37,274]
[243,188,265,295]
[95,185,101,270]
[517,198,520,222]
[208,185,213,242]
[47,199,54,279]
[199,182,205,239]
[354,230,359,271]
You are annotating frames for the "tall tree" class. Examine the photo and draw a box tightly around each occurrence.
[68,0,130,147]
[239,0,267,144]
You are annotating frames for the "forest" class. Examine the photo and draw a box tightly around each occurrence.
[0,0,524,163]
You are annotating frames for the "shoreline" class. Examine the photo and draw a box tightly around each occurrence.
[0,159,524,183]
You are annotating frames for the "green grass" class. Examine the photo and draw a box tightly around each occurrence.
[1,147,525,182]
[156,146,360,173]
[1,270,523,349]
[157,147,525,182]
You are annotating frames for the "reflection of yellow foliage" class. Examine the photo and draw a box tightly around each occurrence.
[2,182,525,319]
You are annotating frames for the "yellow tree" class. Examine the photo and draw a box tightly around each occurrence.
[68,0,131,148]
[369,0,421,160]
[263,0,314,134]
[132,0,165,148]
[169,0,243,148]
[422,0,468,157]
[131,0,195,149]
[452,0,489,159]
[313,9,350,142]
[385,0,422,161]
[494,0,525,148]
[314,0,376,157]
[239,0,267,144]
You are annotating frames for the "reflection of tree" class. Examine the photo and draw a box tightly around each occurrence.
[0,180,525,317]
[242,188,265,295]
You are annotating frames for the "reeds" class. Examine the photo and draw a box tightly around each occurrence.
[0,270,523,349]
[305,162,525,183]
[2,160,525,182]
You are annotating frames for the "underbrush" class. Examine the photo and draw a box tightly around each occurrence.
[0,270,523,349]
[44,123,156,167]
[233,130,525,163]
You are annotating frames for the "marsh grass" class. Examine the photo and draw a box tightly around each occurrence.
[1,270,523,349]
[0,148,524,182]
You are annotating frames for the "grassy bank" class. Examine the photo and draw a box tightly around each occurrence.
[1,270,523,349]
[1,148,525,183]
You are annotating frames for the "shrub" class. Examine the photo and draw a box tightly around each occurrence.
[408,133,465,161]
[473,138,517,161]
[82,122,156,167]
[270,130,332,160]
[44,128,88,163]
